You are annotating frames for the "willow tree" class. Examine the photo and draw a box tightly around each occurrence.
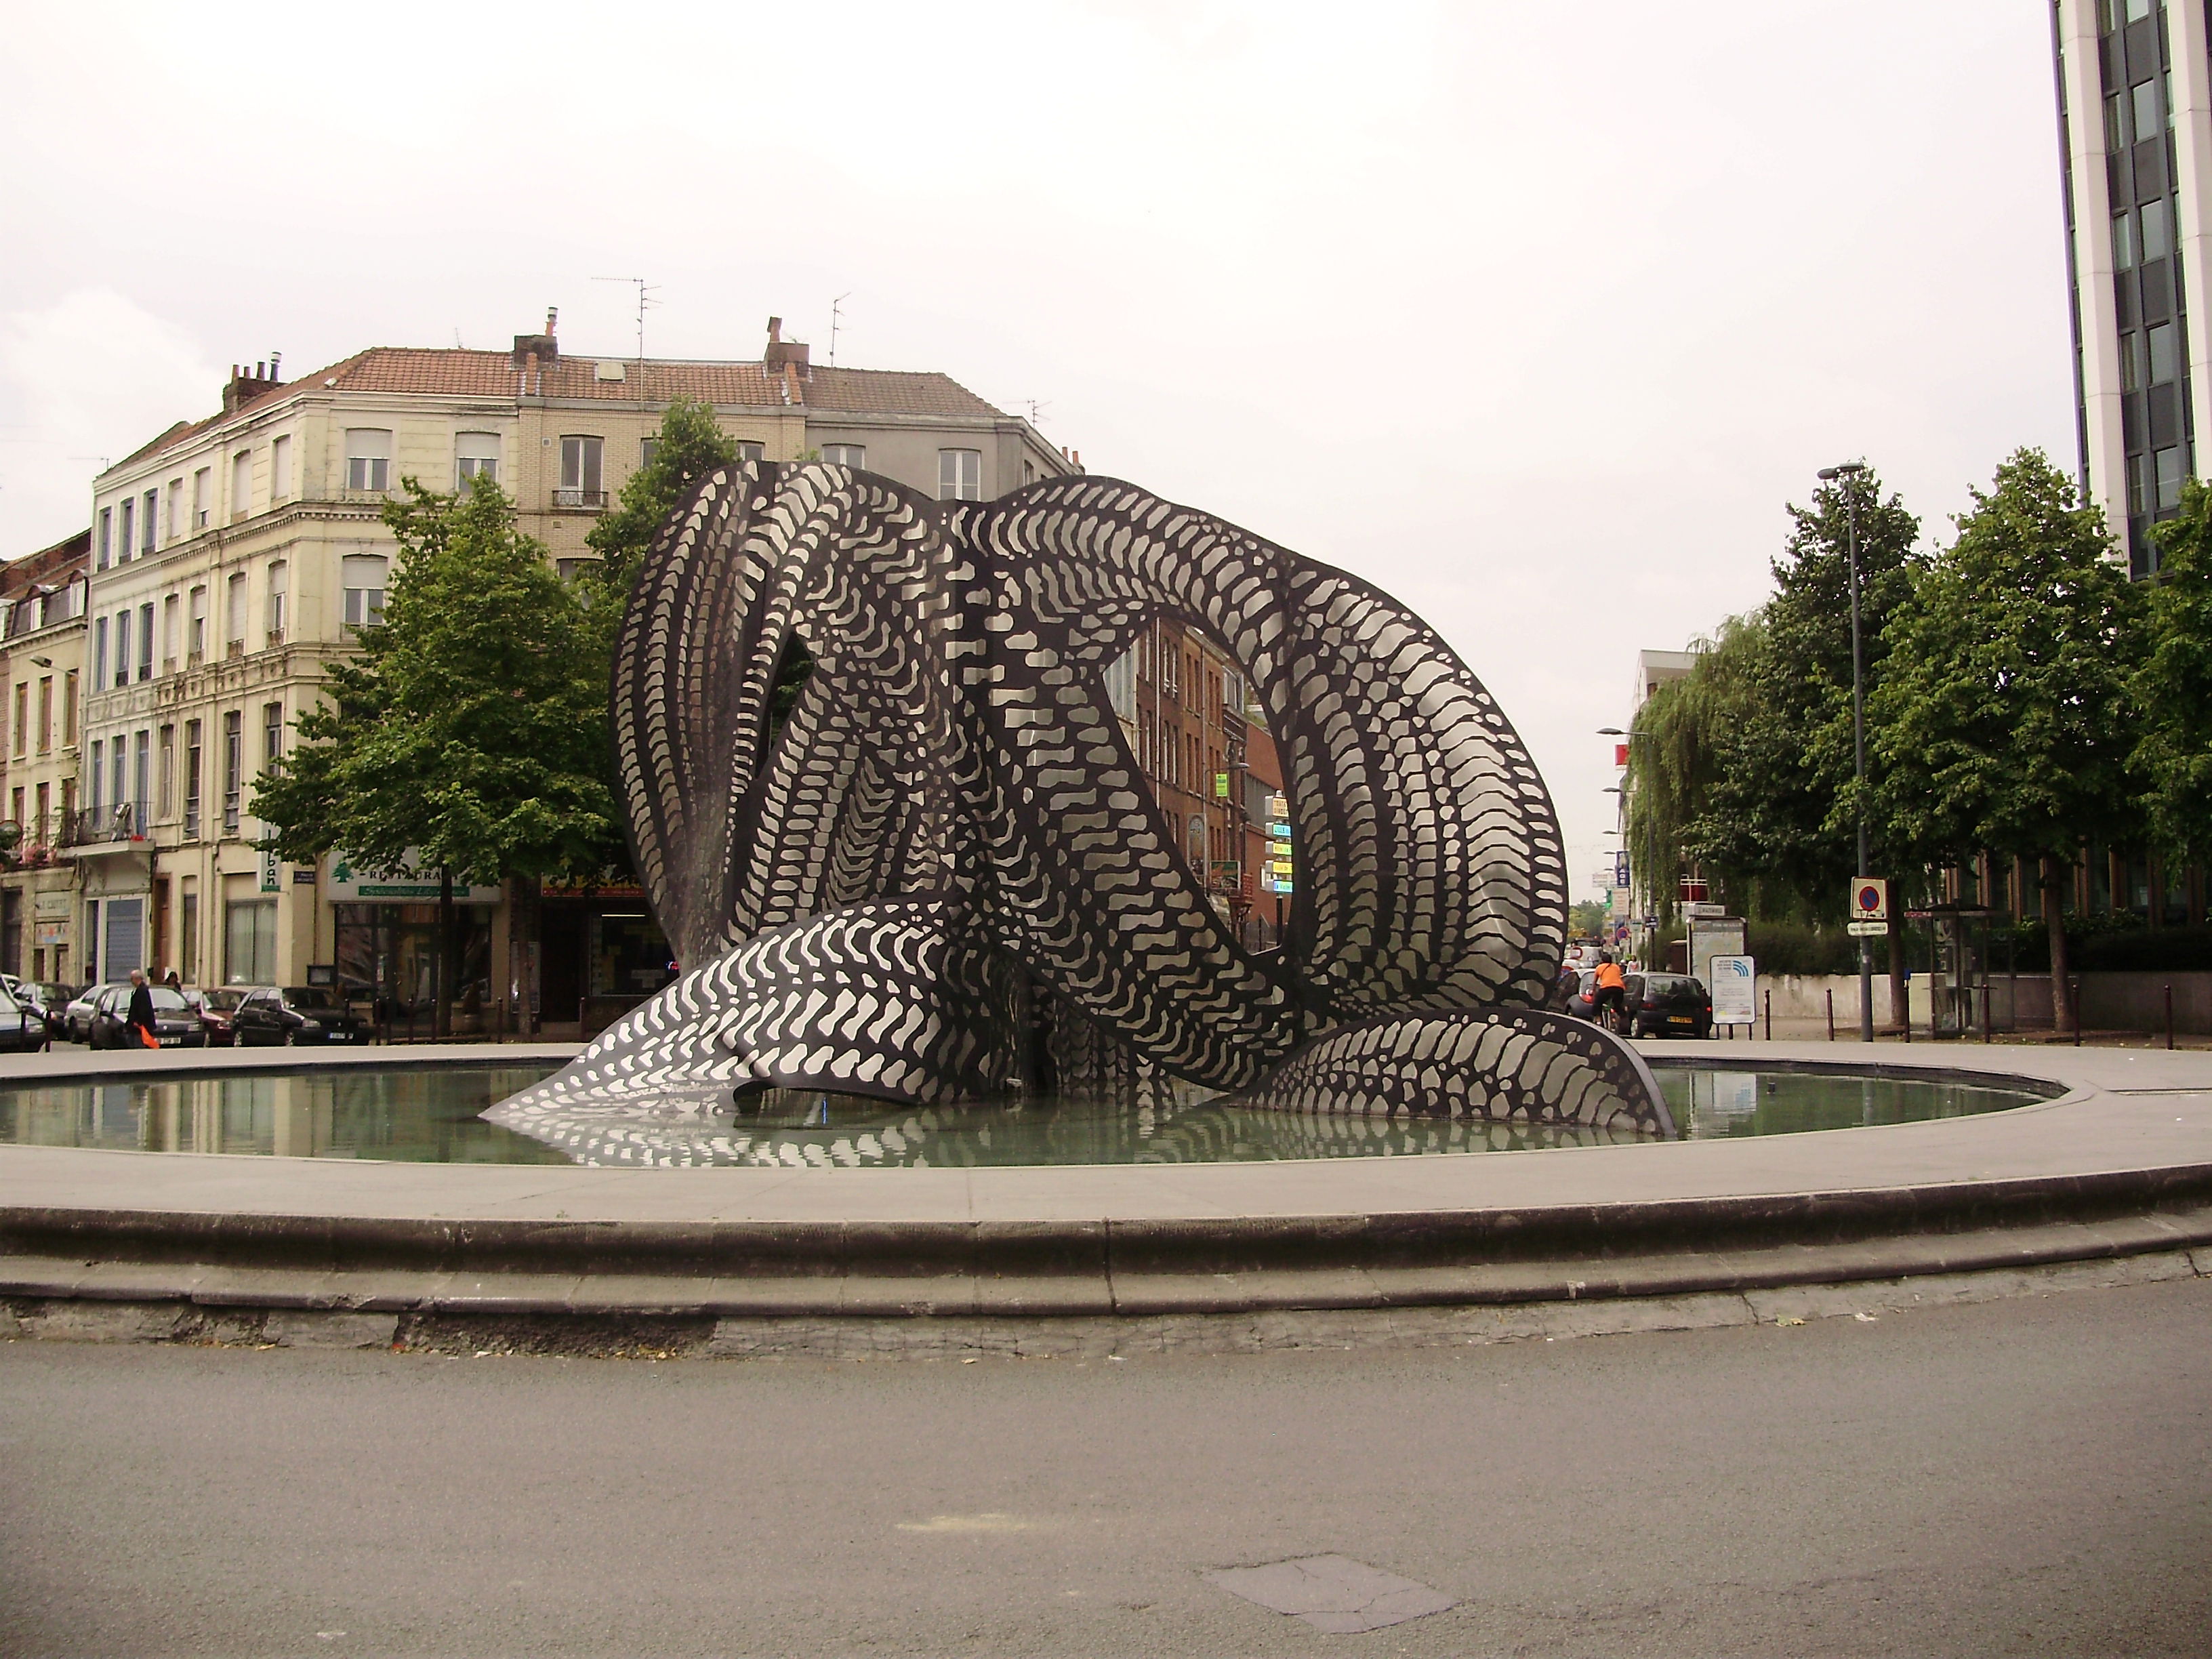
[1622,612,1768,930]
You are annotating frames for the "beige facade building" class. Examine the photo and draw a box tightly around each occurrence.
[0,531,90,983]
[75,312,1075,1019]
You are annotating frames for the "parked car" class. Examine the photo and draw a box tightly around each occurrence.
[0,978,46,1052]
[196,986,248,1046]
[230,985,367,1046]
[1565,968,1600,1021]
[62,985,108,1044]
[87,983,207,1049]
[8,979,74,1040]
[1624,972,1713,1040]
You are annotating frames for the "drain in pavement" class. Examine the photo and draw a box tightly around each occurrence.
[1204,1554,1458,1634]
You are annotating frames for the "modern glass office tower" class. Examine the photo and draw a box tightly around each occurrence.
[2053,0,2212,574]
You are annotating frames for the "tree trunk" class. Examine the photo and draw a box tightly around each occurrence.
[2043,853,2072,1033]
[510,876,540,1039]
[436,865,456,1042]
[1887,916,1907,1035]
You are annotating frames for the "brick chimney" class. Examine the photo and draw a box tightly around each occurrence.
[221,359,284,414]
[512,305,560,367]
[764,314,810,378]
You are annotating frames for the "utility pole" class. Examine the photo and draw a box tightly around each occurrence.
[1820,461,1874,1041]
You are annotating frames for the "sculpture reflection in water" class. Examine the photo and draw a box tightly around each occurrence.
[489,463,1668,1158]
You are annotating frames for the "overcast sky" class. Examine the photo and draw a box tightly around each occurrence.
[0,1,2075,899]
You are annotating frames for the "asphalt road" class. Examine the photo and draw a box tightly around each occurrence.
[5,1279,2210,1658]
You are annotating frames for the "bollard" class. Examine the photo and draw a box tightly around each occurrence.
[1764,988,1771,1042]
[1826,988,1835,1042]
[2071,977,2082,1047]
[2166,983,2175,1052]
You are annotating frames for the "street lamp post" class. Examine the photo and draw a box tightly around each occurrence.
[1600,727,1656,961]
[1818,461,1874,1042]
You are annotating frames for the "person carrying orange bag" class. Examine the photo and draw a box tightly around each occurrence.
[125,968,160,1049]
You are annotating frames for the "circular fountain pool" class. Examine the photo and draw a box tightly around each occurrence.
[0,1061,2058,1168]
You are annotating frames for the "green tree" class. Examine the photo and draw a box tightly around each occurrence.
[579,396,739,621]
[1868,449,2146,1030]
[1692,466,1923,909]
[255,476,619,1036]
[2133,481,2212,861]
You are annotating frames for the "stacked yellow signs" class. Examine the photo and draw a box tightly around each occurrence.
[1264,792,1294,895]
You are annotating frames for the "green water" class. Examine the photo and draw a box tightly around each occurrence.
[0,1062,2055,1168]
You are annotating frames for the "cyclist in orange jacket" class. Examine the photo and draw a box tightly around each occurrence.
[1592,954,1627,1027]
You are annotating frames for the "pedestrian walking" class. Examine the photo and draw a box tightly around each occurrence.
[125,968,159,1050]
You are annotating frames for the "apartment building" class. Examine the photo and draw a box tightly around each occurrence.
[1105,617,1288,951]
[2053,0,2212,573]
[77,312,1076,1016]
[0,531,89,981]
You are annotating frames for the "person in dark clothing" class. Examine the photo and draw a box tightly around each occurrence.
[125,968,157,1049]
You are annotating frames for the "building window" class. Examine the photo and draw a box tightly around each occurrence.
[112,609,131,687]
[158,724,175,820]
[342,555,388,630]
[165,479,182,544]
[184,719,202,838]
[188,586,207,660]
[143,489,158,552]
[271,434,291,499]
[2142,195,2171,262]
[224,900,277,986]
[556,435,604,506]
[938,448,983,500]
[2129,450,2151,514]
[117,499,133,566]
[226,573,247,649]
[737,441,764,462]
[87,739,102,818]
[35,781,48,846]
[2122,329,2145,392]
[222,710,242,835]
[556,558,596,583]
[62,670,76,745]
[2132,80,2158,145]
[230,450,252,521]
[2106,90,2129,152]
[9,682,24,758]
[92,616,108,689]
[180,890,198,983]
[161,594,178,672]
[263,701,283,773]
[345,429,393,493]
[822,443,865,468]
[2155,445,2184,510]
[37,676,52,754]
[136,603,152,681]
[455,431,500,491]
[192,468,211,530]
[2148,320,2177,384]
[110,743,125,827]
[2113,210,2136,270]
[266,561,287,643]
[97,507,111,571]
[132,729,150,828]
[638,437,659,472]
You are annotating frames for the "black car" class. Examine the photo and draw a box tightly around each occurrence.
[1624,972,1713,1039]
[7,978,73,1041]
[230,985,367,1046]
[87,984,207,1049]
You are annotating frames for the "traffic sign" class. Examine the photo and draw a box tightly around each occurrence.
[1846,920,1888,937]
[1849,876,1889,923]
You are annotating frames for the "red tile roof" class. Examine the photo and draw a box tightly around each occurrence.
[112,347,1008,472]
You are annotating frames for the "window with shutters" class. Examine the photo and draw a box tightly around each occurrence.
[455,431,499,491]
[226,573,247,652]
[188,587,207,661]
[265,562,287,644]
[271,434,292,499]
[230,450,251,521]
[342,554,388,630]
[345,429,392,493]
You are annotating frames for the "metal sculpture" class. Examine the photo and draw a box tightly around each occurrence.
[490,462,1670,1146]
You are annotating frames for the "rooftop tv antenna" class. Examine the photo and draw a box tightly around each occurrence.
[1023,400,1050,425]
[591,276,661,363]
[830,293,851,366]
